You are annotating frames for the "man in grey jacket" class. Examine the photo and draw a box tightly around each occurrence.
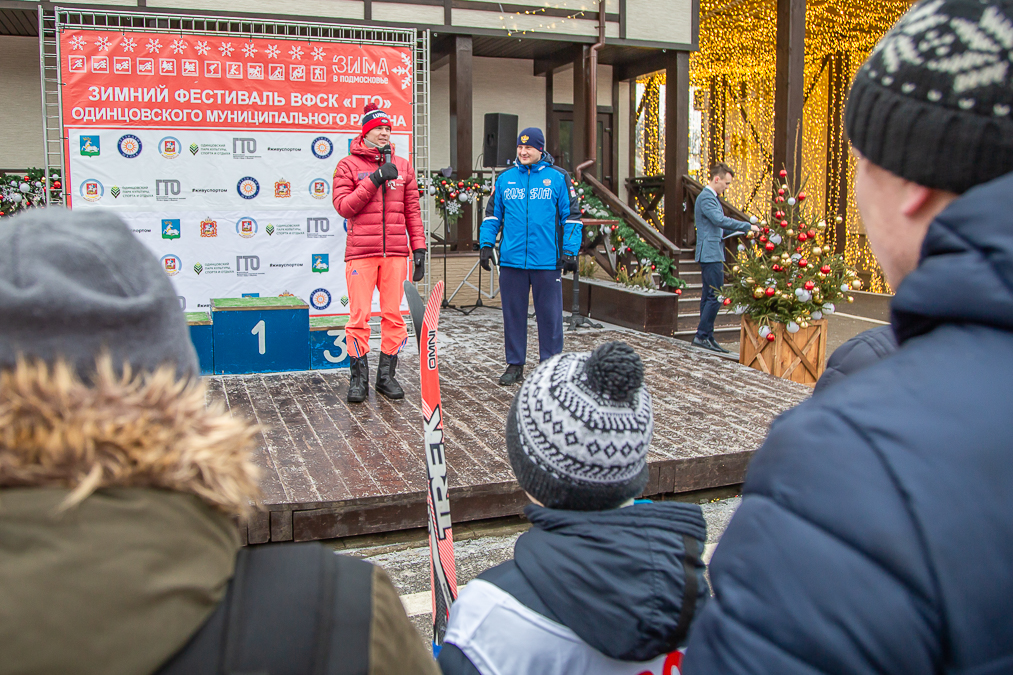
[692,163,757,352]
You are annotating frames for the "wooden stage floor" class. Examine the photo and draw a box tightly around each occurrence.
[210,309,811,545]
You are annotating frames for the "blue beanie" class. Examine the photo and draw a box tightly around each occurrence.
[517,127,545,153]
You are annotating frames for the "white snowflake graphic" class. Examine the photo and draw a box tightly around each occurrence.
[312,46,325,61]
[194,40,210,55]
[95,37,111,52]
[265,44,280,59]
[69,35,87,51]
[241,43,258,58]
[289,45,303,60]
[146,39,162,54]
[401,52,412,67]
[219,42,235,57]
[170,38,189,54]
[121,37,137,53]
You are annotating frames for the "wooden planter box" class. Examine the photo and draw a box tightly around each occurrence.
[562,276,678,336]
[740,316,828,386]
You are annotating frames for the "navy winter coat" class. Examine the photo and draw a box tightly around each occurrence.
[683,171,1013,674]
[439,502,708,674]
[480,154,583,270]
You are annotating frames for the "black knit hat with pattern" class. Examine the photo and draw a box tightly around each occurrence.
[506,342,652,511]
[845,0,1013,194]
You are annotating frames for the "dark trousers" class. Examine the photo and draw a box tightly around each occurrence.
[696,261,725,340]
[500,266,563,365]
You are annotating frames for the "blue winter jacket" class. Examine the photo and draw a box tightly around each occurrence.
[480,154,583,270]
[694,187,750,263]
[683,171,1013,674]
[438,503,708,674]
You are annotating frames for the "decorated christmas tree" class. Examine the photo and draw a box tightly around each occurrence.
[422,172,491,227]
[0,168,61,218]
[720,168,860,342]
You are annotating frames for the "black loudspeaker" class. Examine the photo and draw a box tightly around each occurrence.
[483,113,519,168]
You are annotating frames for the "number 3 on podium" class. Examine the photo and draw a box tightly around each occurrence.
[324,329,348,363]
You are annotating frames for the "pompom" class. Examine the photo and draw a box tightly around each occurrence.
[583,341,644,402]
[363,102,379,114]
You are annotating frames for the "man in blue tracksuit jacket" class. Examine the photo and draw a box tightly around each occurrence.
[693,162,756,353]
[479,127,582,385]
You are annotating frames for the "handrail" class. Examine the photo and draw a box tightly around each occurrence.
[583,173,681,257]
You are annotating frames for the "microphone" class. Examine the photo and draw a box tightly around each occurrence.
[380,144,392,164]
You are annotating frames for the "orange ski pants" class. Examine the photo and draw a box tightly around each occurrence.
[344,255,409,358]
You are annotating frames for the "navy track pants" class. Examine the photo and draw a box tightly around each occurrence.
[499,266,563,366]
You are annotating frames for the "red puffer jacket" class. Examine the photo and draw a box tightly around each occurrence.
[332,137,425,262]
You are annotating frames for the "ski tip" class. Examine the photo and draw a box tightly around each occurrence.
[432,643,443,659]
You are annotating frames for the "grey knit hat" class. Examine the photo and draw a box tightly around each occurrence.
[0,208,199,380]
[506,341,652,511]
[845,0,1013,194]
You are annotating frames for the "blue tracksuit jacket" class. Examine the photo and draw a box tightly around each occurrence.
[480,154,583,270]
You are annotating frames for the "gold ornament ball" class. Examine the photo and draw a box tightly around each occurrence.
[786,229,795,236]
[781,183,788,190]
[817,220,827,230]
[753,287,765,299]
[760,220,768,227]
[847,296,855,303]
[847,269,857,277]
[812,246,823,256]
[835,216,844,225]
[745,277,755,284]
[851,280,863,290]
[732,265,741,273]
[746,230,756,239]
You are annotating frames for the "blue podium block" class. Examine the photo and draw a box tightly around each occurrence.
[211,297,310,375]
[186,311,214,376]
[309,316,351,370]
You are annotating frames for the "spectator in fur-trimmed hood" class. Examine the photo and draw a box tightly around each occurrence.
[0,209,439,675]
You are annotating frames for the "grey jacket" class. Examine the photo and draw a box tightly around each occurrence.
[694,187,750,263]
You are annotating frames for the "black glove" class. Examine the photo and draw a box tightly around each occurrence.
[369,162,399,187]
[480,246,494,271]
[561,254,578,272]
[412,249,426,282]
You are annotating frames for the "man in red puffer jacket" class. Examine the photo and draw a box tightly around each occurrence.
[333,103,426,403]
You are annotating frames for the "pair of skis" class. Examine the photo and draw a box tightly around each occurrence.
[403,280,457,655]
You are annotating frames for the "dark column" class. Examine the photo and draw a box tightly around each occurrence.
[572,49,588,169]
[773,0,805,188]
[707,75,726,167]
[664,51,690,248]
[825,51,850,254]
[450,35,473,249]
[546,68,557,159]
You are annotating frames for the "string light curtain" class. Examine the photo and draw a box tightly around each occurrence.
[635,0,913,293]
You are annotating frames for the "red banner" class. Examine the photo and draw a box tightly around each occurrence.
[60,29,413,133]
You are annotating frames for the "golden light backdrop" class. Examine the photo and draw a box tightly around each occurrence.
[635,0,915,292]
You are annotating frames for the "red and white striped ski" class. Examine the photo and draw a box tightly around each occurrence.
[404,280,457,651]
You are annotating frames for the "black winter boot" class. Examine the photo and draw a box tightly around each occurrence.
[375,352,405,400]
[498,364,524,386]
[347,355,369,403]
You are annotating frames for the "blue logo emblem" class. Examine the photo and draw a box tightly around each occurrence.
[236,217,258,238]
[310,288,332,310]
[159,137,181,159]
[160,254,182,277]
[237,177,260,199]
[309,178,330,199]
[117,134,142,159]
[161,219,181,240]
[311,136,334,159]
[80,136,100,156]
[312,254,329,273]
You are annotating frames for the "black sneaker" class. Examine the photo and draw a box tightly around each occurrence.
[499,364,524,385]
[707,338,731,354]
[691,336,719,352]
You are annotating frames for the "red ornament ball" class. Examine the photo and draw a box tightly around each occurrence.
[799,259,809,268]
[798,233,808,242]
[779,169,788,178]
[458,181,464,188]
[53,181,62,189]
[723,298,732,306]
[765,242,776,252]
[763,226,770,234]
[777,189,785,196]
[780,220,788,228]
[798,192,807,201]
[439,198,445,203]
[775,211,785,219]
[759,235,768,243]
[765,287,776,297]
[441,180,448,185]
[772,264,782,272]
[820,265,832,274]
[804,281,815,290]
[776,197,785,203]
[808,229,816,238]
[766,332,777,342]
[675,288,683,296]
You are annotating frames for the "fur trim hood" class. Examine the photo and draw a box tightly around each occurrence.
[0,356,261,516]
